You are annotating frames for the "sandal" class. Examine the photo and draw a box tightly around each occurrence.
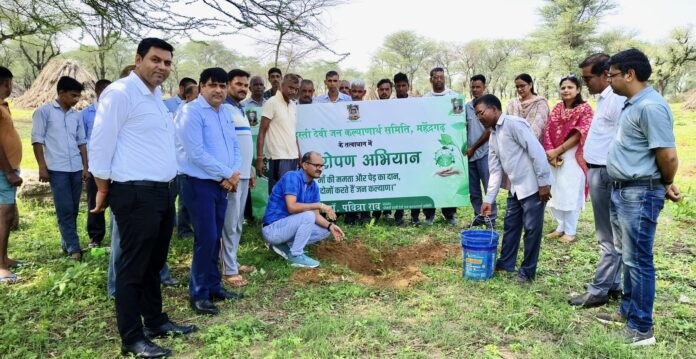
[223,275,248,288]
[238,265,256,274]
[0,273,21,284]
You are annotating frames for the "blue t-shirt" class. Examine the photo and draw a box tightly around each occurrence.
[607,86,676,181]
[263,169,320,225]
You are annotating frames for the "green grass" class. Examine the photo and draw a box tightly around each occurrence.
[2,104,695,358]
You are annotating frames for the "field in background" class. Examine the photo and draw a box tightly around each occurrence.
[1,103,694,358]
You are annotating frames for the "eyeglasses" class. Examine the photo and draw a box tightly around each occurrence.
[305,162,324,169]
[475,107,490,118]
[581,75,596,82]
[607,72,624,79]
[339,87,350,90]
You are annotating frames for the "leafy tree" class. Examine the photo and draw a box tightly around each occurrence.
[372,31,436,93]
[652,26,696,95]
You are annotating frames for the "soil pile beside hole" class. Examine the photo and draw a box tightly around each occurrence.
[298,240,459,289]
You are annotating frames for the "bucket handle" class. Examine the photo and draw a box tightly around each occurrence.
[465,215,498,247]
[469,214,495,230]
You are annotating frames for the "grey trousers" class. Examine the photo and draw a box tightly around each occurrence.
[586,166,622,296]
[220,179,249,276]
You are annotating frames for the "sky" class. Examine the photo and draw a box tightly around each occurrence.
[201,0,695,71]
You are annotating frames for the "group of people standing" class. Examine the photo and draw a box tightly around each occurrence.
[0,36,683,356]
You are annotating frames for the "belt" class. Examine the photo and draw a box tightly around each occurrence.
[112,180,174,188]
[587,163,606,169]
[611,179,659,189]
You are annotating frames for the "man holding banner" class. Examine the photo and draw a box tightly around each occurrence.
[262,151,345,268]
[423,67,461,226]
[257,74,302,194]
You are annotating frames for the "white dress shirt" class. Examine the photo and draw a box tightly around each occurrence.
[89,72,177,182]
[486,114,553,202]
[583,85,626,165]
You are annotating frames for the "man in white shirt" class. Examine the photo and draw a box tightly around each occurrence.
[423,67,459,225]
[477,94,553,284]
[89,38,196,358]
[569,53,626,308]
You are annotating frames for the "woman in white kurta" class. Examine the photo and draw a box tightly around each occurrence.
[543,75,593,243]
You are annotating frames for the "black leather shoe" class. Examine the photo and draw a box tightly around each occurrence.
[190,299,219,315]
[161,278,179,287]
[608,289,622,300]
[144,321,197,339]
[121,339,171,358]
[569,292,609,308]
[210,289,244,301]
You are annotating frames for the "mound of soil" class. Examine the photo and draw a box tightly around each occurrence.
[291,240,460,289]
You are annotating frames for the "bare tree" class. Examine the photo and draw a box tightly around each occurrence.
[205,0,348,67]
[18,34,61,82]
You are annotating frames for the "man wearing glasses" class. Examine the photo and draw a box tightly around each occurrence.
[261,151,345,268]
[595,48,682,346]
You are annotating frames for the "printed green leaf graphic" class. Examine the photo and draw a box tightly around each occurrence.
[439,133,454,146]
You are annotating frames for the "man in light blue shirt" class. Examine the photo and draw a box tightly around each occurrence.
[31,76,88,259]
[476,94,552,283]
[163,77,197,113]
[464,74,496,228]
[176,67,243,316]
[595,48,682,346]
[314,70,351,103]
[81,79,111,248]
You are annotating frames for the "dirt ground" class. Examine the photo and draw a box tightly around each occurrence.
[291,240,460,289]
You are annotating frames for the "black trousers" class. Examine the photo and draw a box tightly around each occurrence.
[86,174,105,244]
[267,159,299,194]
[111,182,175,345]
[422,207,457,220]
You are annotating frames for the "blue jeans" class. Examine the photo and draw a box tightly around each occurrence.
[48,170,82,254]
[610,184,665,333]
[496,192,545,279]
[182,176,228,301]
[175,174,193,236]
[262,211,330,256]
[108,213,172,298]
[469,155,497,223]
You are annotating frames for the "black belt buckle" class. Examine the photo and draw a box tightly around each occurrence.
[587,163,606,169]
[611,179,656,189]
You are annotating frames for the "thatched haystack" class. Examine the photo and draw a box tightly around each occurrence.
[14,59,96,110]
[683,89,696,111]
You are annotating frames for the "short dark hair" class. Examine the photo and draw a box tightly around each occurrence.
[268,67,282,77]
[473,94,502,112]
[514,73,537,95]
[300,79,314,87]
[393,72,408,84]
[199,67,229,85]
[0,66,13,84]
[377,78,393,88]
[430,67,444,77]
[136,38,174,59]
[579,53,610,75]
[227,69,250,82]
[57,76,84,93]
[325,70,339,79]
[95,79,112,94]
[470,74,486,84]
[183,84,197,98]
[559,75,585,108]
[301,151,321,163]
[607,48,652,81]
[179,77,197,87]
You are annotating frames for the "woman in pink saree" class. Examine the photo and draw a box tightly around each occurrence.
[543,75,593,243]
[506,73,550,141]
